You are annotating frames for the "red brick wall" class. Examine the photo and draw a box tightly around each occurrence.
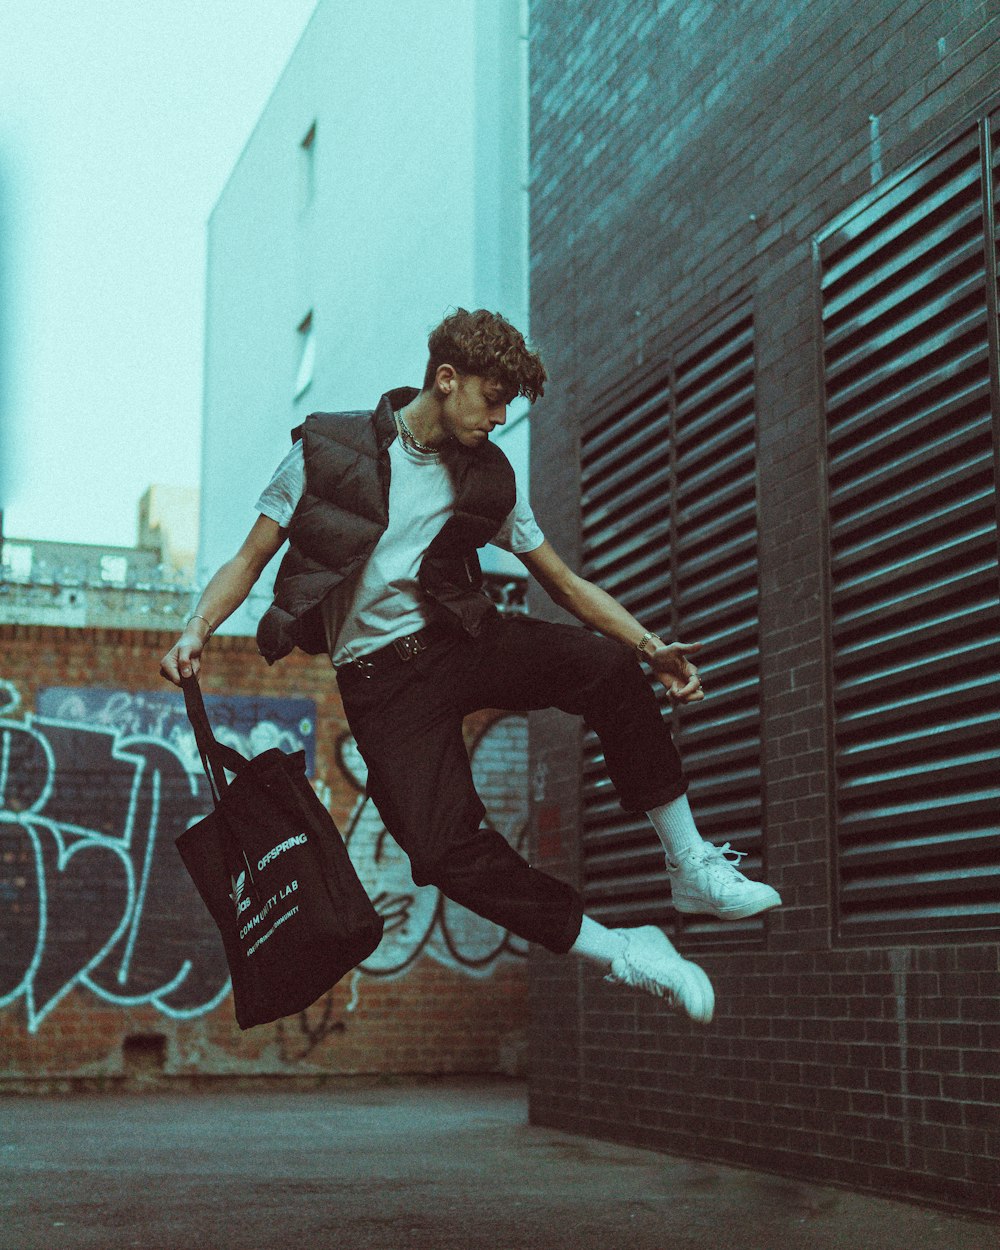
[0,624,527,1086]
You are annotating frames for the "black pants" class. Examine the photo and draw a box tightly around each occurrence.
[336,612,689,955]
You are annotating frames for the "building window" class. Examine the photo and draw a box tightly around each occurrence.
[99,554,128,585]
[2,542,33,581]
[294,310,315,401]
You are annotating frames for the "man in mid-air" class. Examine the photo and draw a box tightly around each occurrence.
[160,307,781,1024]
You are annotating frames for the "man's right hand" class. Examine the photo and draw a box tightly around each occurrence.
[160,627,207,686]
[156,514,288,687]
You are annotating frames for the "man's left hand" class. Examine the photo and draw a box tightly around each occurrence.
[646,640,705,705]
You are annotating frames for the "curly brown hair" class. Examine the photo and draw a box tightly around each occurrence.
[422,307,547,404]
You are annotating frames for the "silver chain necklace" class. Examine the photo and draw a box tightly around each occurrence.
[395,407,439,455]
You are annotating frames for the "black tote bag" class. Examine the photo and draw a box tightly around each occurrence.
[175,674,383,1029]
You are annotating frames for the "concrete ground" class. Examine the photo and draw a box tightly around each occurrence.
[0,1079,994,1250]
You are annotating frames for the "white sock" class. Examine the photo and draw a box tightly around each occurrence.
[570,915,627,968]
[647,793,703,865]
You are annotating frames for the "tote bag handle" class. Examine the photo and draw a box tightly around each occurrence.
[180,674,250,805]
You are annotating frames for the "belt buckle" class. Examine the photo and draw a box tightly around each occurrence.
[393,632,426,662]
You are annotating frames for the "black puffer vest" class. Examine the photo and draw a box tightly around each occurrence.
[256,385,517,665]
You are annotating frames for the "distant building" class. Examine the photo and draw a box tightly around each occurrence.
[0,486,199,630]
[138,485,199,580]
[199,0,531,636]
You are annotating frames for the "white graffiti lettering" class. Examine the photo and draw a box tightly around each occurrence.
[0,683,317,1033]
[0,678,528,1036]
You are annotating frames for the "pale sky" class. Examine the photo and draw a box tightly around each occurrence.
[0,1,320,547]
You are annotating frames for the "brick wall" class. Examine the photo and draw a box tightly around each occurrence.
[0,624,528,1087]
[526,0,999,1214]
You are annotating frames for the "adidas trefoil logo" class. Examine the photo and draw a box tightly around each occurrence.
[229,870,246,911]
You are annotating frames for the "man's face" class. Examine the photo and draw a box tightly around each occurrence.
[440,371,510,448]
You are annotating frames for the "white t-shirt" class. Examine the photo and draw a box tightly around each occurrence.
[255,430,544,665]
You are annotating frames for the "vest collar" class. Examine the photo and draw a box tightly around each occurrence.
[374,386,420,451]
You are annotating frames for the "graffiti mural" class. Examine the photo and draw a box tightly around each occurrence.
[0,678,529,1035]
[36,685,317,775]
[0,681,316,1033]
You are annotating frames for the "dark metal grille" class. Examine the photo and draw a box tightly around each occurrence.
[579,305,763,951]
[818,118,1000,939]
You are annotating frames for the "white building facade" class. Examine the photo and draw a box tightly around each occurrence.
[200,0,531,635]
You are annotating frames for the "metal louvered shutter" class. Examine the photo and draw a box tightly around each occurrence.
[579,305,764,951]
[818,116,1000,940]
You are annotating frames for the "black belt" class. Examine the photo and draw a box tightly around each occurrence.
[333,622,452,680]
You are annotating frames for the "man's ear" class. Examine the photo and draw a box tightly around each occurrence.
[435,363,459,395]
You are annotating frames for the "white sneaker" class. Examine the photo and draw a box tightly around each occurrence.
[604,926,714,1024]
[667,840,782,920]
